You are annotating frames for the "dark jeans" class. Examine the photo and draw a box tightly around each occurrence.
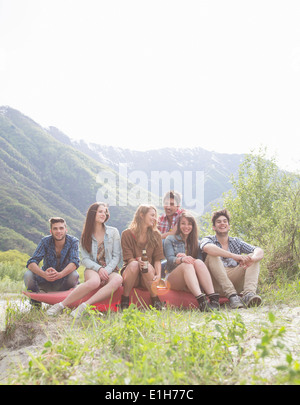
[24,270,79,293]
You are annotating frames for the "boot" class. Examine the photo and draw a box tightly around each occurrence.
[196,293,214,312]
[151,296,163,310]
[208,293,220,310]
[120,295,129,311]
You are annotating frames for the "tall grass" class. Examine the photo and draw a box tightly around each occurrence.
[2,292,300,385]
[4,306,246,385]
[1,249,300,385]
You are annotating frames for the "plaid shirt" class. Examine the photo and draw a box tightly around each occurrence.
[200,235,257,267]
[158,209,184,234]
[27,234,80,272]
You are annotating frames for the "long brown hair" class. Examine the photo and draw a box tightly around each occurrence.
[129,204,160,249]
[81,202,110,252]
[175,212,199,258]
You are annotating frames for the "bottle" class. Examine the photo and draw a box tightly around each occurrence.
[157,279,167,290]
[141,249,148,273]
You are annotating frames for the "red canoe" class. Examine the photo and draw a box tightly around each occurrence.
[23,286,228,312]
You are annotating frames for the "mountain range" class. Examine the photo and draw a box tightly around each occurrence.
[48,127,244,210]
[0,106,244,254]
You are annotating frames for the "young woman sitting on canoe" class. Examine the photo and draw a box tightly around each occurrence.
[163,211,220,311]
[46,202,122,318]
[120,204,165,310]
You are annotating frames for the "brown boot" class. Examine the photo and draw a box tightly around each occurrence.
[151,296,163,310]
[120,295,129,311]
[208,293,220,310]
[196,293,214,312]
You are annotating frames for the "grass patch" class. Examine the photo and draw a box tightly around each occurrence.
[0,250,299,385]
[4,306,247,385]
[1,293,300,385]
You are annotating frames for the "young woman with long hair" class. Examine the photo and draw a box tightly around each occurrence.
[163,211,220,311]
[47,202,122,318]
[120,204,165,310]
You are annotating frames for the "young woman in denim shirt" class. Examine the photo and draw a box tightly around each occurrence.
[164,212,220,311]
[47,202,122,318]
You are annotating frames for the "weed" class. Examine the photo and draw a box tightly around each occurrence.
[254,312,286,359]
[276,354,300,384]
[1,281,300,385]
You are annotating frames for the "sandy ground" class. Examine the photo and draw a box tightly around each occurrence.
[0,298,52,383]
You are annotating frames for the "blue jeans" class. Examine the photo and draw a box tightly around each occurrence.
[24,270,79,293]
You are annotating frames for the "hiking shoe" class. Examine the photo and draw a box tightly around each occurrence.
[229,294,244,309]
[120,295,130,311]
[70,303,87,319]
[196,293,215,312]
[46,302,64,316]
[151,296,163,310]
[242,292,262,307]
[208,293,221,310]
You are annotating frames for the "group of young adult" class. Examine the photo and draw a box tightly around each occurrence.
[24,191,264,319]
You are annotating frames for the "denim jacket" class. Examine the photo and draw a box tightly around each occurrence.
[164,234,203,273]
[80,224,122,274]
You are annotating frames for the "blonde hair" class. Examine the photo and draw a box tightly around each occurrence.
[129,205,160,249]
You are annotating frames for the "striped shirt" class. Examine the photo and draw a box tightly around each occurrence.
[200,235,257,267]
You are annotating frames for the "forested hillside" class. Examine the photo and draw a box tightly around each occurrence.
[0,107,136,253]
[0,106,245,254]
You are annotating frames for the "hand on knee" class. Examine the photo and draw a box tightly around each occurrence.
[181,263,194,274]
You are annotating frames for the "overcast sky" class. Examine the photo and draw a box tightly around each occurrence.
[0,0,299,171]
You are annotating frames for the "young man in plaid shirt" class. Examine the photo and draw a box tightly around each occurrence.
[158,191,184,240]
[25,217,80,305]
[200,209,264,309]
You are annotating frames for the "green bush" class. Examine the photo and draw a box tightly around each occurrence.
[202,148,300,281]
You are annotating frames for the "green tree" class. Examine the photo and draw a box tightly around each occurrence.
[222,148,300,278]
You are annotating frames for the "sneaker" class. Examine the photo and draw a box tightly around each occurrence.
[46,302,64,316]
[242,292,262,307]
[229,294,244,309]
[70,303,87,319]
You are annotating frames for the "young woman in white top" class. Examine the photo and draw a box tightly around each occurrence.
[47,202,122,318]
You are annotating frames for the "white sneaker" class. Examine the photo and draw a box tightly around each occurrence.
[70,303,87,319]
[46,302,64,316]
